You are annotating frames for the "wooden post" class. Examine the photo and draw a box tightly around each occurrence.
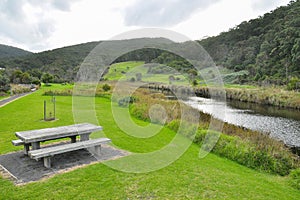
[44,100,46,121]
[53,96,56,120]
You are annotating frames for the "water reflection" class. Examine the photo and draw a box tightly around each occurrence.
[185,97,300,147]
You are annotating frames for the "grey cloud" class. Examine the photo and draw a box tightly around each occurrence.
[0,0,78,51]
[52,0,72,11]
[123,0,221,27]
[251,0,284,11]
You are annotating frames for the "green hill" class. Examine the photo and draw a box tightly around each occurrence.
[0,44,32,59]
[198,0,300,84]
[1,0,300,86]
[0,41,99,81]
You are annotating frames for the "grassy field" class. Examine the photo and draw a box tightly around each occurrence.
[0,95,9,101]
[0,84,300,199]
[104,62,268,88]
[105,61,189,85]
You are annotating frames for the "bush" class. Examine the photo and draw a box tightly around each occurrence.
[289,168,300,190]
[43,90,72,96]
[118,96,137,107]
[193,131,297,175]
[287,77,300,91]
[130,77,135,82]
[10,84,31,94]
[102,84,111,92]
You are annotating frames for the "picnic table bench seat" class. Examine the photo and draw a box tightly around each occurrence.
[28,138,111,168]
[11,139,25,146]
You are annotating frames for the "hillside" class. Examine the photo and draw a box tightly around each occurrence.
[198,0,300,84]
[1,0,300,86]
[0,44,32,59]
[0,41,99,81]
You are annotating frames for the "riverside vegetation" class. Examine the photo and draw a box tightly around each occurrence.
[40,83,300,189]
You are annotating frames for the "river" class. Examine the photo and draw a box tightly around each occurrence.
[185,97,300,147]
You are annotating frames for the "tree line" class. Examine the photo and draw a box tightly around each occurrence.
[0,1,300,92]
[199,0,300,88]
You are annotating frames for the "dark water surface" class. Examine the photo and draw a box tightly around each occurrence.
[185,97,300,147]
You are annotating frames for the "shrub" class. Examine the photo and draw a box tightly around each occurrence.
[118,96,137,107]
[289,168,300,190]
[287,77,300,91]
[102,84,111,92]
[43,90,72,96]
[130,77,136,82]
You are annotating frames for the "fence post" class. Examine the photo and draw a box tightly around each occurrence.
[44,100,46,121]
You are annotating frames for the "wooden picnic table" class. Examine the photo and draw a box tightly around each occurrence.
[15,123,103,155]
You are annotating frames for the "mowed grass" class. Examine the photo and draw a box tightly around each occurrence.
[105,61,189,85]
[0,95,9,101]
[0,84,299,199]
[105,61,145,80]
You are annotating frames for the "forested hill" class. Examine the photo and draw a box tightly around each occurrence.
[1,1,300,86]
[198,0,300,84]
[0,41,99,81]
[0,44,32,58]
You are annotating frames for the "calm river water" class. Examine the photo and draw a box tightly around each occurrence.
[185,97,300,147]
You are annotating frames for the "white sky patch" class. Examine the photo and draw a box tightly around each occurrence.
[0,0,292,52]
[172,0,265,39]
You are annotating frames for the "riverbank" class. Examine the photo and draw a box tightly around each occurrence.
[128,87,300,176]
[225,87,300,109]
[197,86,300,109]
[146,83,300,110]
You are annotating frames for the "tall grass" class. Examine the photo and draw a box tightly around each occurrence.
[129,88,300,175]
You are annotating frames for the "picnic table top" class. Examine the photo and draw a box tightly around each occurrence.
[15,123,102,143]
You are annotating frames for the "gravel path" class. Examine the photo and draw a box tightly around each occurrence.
[0,92,32,107]
[0,144,129,184]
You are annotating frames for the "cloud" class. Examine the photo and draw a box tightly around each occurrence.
[0,0,79,51]
[251,0,286,11]
[123,0,221,27]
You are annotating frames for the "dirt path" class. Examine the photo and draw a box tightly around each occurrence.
[0,92,32,108]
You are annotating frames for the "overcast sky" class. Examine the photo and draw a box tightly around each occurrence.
[0,0,291,52]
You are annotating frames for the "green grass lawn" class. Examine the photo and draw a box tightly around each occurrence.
[0,95,9,101]
[0,84,299,199]
[105,61,145,81]
[105,61,190,85]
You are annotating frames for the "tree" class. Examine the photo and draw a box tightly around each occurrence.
[21,72,31,84]
[0,72,10,93]
[10,69,23,84]
[41,73,54,84]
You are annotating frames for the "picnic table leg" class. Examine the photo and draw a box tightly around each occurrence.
[94,145,101,155]
[44,157,51,168]
[32,142,40,150]
[80,133,90,141]
[24,144,30,155]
